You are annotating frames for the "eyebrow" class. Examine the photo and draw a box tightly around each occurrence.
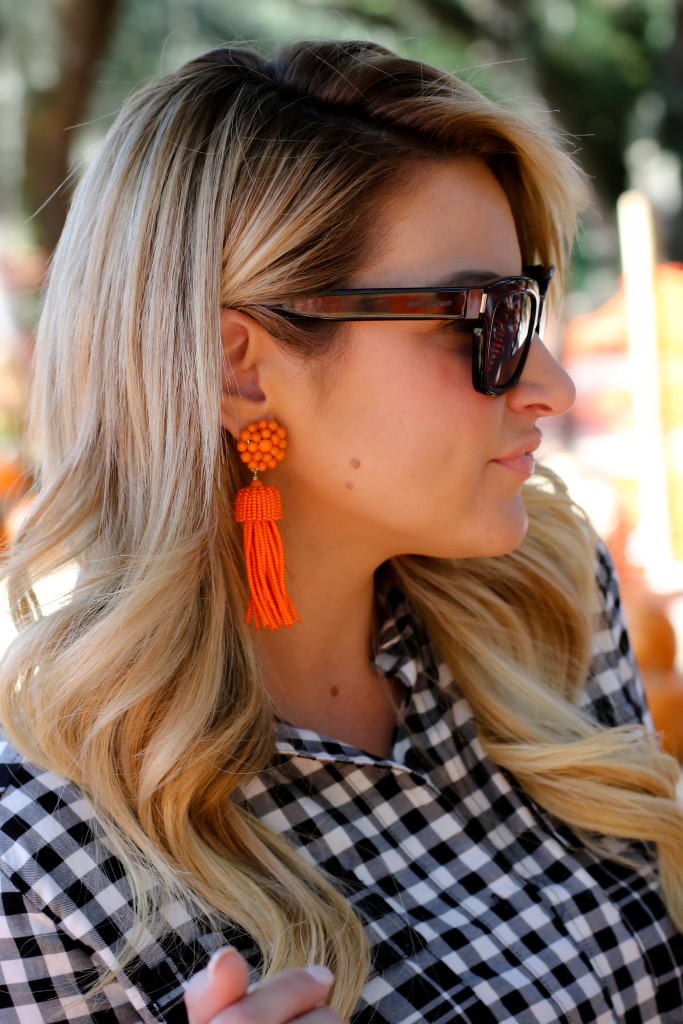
[433,269,504,287]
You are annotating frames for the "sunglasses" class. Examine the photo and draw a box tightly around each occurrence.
[266,264,554,396]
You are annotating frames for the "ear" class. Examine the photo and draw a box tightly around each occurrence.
[219,308,275,439]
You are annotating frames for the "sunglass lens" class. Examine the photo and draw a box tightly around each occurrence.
[486,292,534,390]
[537,295,548,341]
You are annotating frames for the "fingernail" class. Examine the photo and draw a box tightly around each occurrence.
[305,965,334,985]
[208,946,237,978]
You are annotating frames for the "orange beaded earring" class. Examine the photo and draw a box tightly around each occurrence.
[234,418,300,630]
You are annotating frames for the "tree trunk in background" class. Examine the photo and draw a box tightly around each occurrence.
[23,0,122,252]
[659,0,683,262]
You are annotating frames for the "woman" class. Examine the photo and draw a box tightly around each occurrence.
[0,38,681,1024]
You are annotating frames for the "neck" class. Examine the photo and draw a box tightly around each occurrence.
[253,497,401,756]
[256,525,378,707]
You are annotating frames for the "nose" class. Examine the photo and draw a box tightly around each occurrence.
[505,334,576,418]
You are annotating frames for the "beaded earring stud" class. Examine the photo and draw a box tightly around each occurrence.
[233,418,300,630]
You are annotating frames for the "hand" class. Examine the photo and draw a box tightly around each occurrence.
[184,946,344,1024]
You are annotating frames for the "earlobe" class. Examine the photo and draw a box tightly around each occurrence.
[219,309,270,438]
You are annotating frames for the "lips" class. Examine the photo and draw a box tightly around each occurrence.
[492,452,536,477]
[490,434,541,478]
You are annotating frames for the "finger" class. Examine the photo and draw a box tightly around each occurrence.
[287,1010,342,1024]
[184,946,250,1024]
[220,965,334,1024]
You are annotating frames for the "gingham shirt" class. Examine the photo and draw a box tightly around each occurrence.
[0,542,681,1023]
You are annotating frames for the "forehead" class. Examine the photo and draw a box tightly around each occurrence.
[350,157,522,288]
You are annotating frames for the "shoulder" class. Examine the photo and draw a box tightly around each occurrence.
[577,537,653,731]
[0,735,141,956]
[0,736,103,889]
[0,738,201,1021]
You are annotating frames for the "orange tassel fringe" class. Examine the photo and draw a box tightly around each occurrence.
[234,480,300,630]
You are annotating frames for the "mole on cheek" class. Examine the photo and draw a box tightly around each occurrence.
[350,458,361,469]
[345,480,354,490]
[330,686,339,698]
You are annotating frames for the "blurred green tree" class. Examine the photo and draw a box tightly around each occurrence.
[1,0,680,257]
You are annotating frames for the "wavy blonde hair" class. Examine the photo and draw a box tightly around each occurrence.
[1,40,681,1019]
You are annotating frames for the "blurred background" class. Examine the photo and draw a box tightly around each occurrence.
[0,0,682,756]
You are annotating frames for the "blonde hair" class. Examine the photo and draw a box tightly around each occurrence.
[1,39,681,1019]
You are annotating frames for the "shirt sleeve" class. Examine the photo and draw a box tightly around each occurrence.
[577,536,655,733]
[0,866,151,1024]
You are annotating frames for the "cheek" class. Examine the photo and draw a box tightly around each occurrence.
[324,340,436,462]
[419,371,496,482]
[364,389,491,519]
[287,333,498,522]
[342,346,486,487]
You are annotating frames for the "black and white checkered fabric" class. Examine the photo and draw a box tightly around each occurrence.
[0,540,681,1023]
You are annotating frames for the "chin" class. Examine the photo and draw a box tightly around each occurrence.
[441,502,529,560]
[410,526,529,562]
[396,497,530,561]
[482,501,530,557]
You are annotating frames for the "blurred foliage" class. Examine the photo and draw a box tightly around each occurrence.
[0,0,681,257]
